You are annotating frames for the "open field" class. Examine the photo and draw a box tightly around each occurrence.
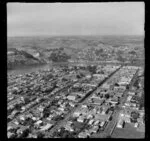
[111,123,145,139]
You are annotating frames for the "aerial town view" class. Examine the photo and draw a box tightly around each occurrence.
[7,2,145,138]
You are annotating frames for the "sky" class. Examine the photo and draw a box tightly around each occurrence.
[7,2,144,37]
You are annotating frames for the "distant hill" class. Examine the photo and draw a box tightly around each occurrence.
[7,35,144,67]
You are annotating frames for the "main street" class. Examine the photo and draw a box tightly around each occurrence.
[45,65,123,137]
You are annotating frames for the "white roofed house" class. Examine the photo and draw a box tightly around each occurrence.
[88,119,94,125]
[77,116,85,123]
[118,80,129,86]
[7,132,15,138]
[123,114,131,123]
[128,91,135,95]
[64,123,74,132]
[118,86,126,92]
[87,114,93,119]
[108,97,118,105]
[99,121,104,126]
[102,83,110,89]
[117,119,125,128]
[69,102,75,107]
[34,120,43,128]
[78,132,87,138]
[7,51,15,55]
[124,102,130,107]
[73,111,81,117]
[40,123,53,131]
[19,115,25,121]
[33,52,40,58]
[91,125,99,133]
[134,122,139,128]
[113,86,119,92]
[67,95,76,101]
[127,95,132,102]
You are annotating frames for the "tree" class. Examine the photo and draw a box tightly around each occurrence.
[131,111,139,121]
[95,48,104,56]
[134,79,139,88]
[117,55,125,63]
[139,93,144,109]
[126,84,129,90]
[105,94,110,99]
[49,50,71,62]
[143,114,145,123]
[14,104,21,110]
[10,134,18,138]
[24,98,30,104]
[106,135,111,138]
[43,111,50,118]
[129,50,135,54]
[37,132,44,138]
[87,65,97,74]
[20,129,30,138]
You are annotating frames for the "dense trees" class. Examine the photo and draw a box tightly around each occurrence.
[131,111,139,123]
[139,93,144,109]
[126,84,129,90]
[87,65,97,74]
[37,132,45,138]
[129,50,137,56]
[49,49,71,62]
[117,55,125,63]
[95,48,104,56]
[7,50,44,70]
[105,94,110,99]
[19,128,30,138]
[116,50,126,63]
[133,78,140,89]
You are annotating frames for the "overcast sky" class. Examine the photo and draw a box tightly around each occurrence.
[7,2,144,37]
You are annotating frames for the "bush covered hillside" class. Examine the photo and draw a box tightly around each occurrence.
[7,49,46,69]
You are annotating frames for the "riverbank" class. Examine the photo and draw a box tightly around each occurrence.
[7,61,144,76]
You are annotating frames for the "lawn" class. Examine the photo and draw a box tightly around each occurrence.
[111,123,145,139]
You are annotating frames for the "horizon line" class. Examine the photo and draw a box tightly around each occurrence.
[7,34,144,38]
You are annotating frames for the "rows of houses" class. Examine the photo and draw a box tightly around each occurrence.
[7,64,120,138]
[51,66,141,138]
[116,67,145,133]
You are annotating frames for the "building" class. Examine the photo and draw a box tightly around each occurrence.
[77,116,84,123]
[134,122,139,128]
[102,83,110,89]
[117,119,125,128]
[40,123,53,131]
[7,51,15,55]
[67,95,76,101]
[127,96,132,102]
[73,111,81,117]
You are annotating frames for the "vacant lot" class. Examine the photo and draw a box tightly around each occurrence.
[111,123,145,139]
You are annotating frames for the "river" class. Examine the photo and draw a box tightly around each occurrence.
[7,61,143,76]
[7,64,52,76]
[7,62,80,75]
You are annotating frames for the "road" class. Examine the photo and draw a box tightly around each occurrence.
[45,66,123,137]
[91,68,139,138]
[8,65,123,138]
[107,68,139,137]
